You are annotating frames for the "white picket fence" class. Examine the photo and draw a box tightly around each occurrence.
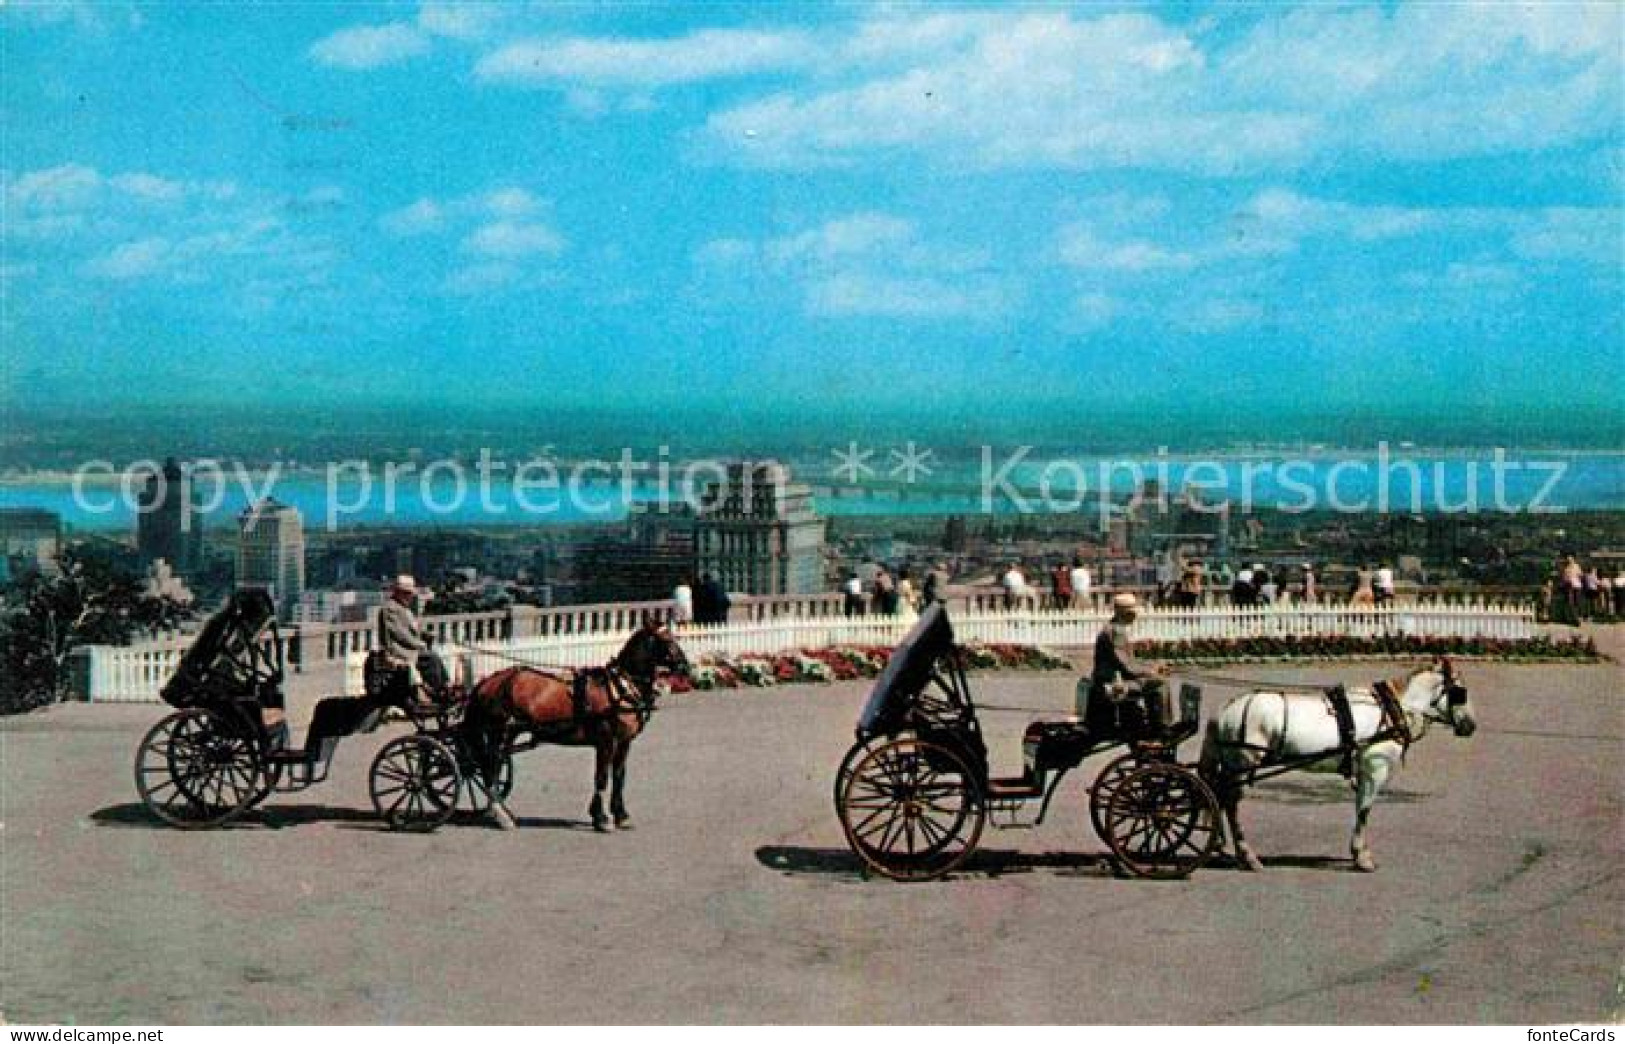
[71,599,1537,703]
[345,601,1537,696]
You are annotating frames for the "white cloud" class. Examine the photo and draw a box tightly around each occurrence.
[1511,207,1621,264]
[1073,291,1121,330]
[380,186,546,236]
[417,2,501,42]
[380,198,446,236]
[476,28,816,88]
[6,164,103,209]
[478,187,542,218]
[698,212,1006,319]
[805,272,998,319]
[309,23,430,70]
[1058,225,1195,272]
[462,221,565,259]
[699,5,1619,172]
[1180,298,1266,333]
[85,237,172,279]
[444,261,522,295]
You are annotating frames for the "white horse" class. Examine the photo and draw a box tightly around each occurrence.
[1199,659,1477,872]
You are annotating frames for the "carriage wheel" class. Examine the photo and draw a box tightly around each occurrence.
[1088,751,1144,844]
[369,735,462,832]
[837,737,985,882]
[832,733,909,819]
[458,751,514,813]
[1102,763,1221,879]
[134,708,265,829]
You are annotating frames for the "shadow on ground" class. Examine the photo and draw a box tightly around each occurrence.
[756,844,1361,880]
[87,802,591,833]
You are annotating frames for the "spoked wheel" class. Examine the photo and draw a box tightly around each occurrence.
[837,737,985,882]
[134,708,266,829]
[458,751,514,813]
[369,735,462,832]
[1088,751,1143,843]
[832,733,908,818]
[1102,763,1221,879]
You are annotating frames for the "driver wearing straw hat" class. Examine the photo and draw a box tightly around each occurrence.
[378,575,428,700]
[1080,592,1173,735]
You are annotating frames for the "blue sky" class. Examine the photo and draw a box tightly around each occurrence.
[3,1,1621,432]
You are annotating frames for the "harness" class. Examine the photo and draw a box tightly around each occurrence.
[1216,674,1422,783]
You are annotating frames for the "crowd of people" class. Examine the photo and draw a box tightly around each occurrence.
[1542,555,1624,625]
[669,552,1625,628]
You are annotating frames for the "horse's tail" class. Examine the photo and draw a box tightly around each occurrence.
[458,669,510,785]
[1198,715,1223,780]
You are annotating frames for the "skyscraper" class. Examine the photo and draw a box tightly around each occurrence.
[236,498,305,618]
[136,457,203,576]
[694,462,825,595]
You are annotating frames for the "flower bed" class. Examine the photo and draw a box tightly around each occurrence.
[1136,633,1601,664]
[668,643,1071,692]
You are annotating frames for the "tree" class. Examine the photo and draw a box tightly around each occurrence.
[0,546,194,714]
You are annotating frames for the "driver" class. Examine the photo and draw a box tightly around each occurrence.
[378,574,430,706]
[1082,592,1173,734]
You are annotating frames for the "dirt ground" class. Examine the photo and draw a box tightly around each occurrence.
[2,650,1620,1024]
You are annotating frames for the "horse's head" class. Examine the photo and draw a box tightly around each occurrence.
[614,616,691,685]
[1409,657,1477,737]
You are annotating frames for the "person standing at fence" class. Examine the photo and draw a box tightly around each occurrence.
[1350,566,1375,606]
[1051,561,1073,609]
[896,567,919,624]
[1069,558,1091,609]
[672,582,694,624]
[1374,563,1396,606]
[1583,566,1602,618]
[1301,564,1318,604]
[843,571,866,617]
[1232,565,1255,607]
[923,562,951,606]
[1002,562,1028,609]
[873,566,898,615]
[695,572,729,625]
[1177,559,1204,608]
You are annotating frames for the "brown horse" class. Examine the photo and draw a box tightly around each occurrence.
[461,619,690,831]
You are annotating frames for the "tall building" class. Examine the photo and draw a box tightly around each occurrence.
[136,457,203,577]
[577,502,697,603]
[236,498,305,618]
[694,462,825,595]
[0,507,62,575]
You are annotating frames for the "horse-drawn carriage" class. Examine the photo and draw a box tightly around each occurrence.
[834,604,1223,880]
[133,590,508,832]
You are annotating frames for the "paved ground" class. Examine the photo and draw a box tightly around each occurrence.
[2,649,1620,1024]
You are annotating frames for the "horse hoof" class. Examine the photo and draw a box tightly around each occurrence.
[614,817,633,831]
[592,818,614,833]
[1238,850,1264,872]
[1354,853,1378,873]
[489,803,517,832]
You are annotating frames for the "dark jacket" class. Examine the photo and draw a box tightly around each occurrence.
[1090,622,1149,689]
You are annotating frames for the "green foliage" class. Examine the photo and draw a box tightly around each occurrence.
[0,547,193,715]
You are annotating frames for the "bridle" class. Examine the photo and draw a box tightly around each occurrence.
[1404,669,1470,741]
[605,630,689,726]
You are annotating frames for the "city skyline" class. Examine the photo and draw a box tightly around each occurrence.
[3,2,1620,423]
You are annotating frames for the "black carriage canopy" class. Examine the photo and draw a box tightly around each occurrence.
[159,588,283,709]
[855,602,959,738]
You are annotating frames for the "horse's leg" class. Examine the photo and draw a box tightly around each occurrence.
[466,701,516,831]
[1351,752,1393,872]
[1222,781,1264,872]
[609,731,633,829]
[589,732,614,832]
